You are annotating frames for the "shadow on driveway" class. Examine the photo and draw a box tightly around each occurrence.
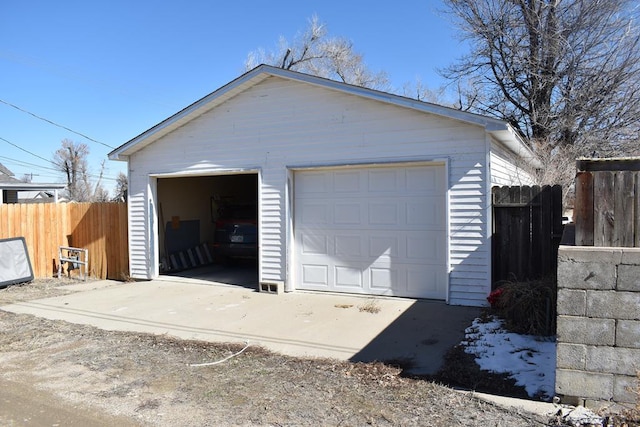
[350,299,480,375]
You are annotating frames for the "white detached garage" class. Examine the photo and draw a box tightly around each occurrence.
[109,65,539,307]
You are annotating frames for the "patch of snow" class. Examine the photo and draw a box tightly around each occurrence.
[462,316,556,400]
[558,406,604,427]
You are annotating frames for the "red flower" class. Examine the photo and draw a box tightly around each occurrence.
[487,288,504,307]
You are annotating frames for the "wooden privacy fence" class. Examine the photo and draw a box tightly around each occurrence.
[0,202,128,280]
[492,185,563,285]
[574,158,640,247]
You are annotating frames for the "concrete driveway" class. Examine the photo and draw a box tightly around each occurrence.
[1,266,480,375]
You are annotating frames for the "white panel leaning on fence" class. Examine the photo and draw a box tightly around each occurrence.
[58,246,89,281]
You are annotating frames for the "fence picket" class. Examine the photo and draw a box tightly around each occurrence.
[574,172,594,245]
[614,171,635,247]
[593,172,615,246]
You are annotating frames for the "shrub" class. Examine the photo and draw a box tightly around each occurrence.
[488,278,556,336]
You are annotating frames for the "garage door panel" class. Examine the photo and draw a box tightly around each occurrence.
[300,201,329,225]
[297,172,331,194]
[406,231,446,263]
[334,202,362,225]
[369,235,400,259]
[334,170,362,192]
[301,233,328,255]
[407,197,445,227]
[335,265,364,289]
[302,264,329,287]
[407,167,444,192]
[335,235,363,257]
[295,165,446,299]
[368,169,401,192]
[368,202,399,225]
[370,267,395,291]
[407,267,445,298]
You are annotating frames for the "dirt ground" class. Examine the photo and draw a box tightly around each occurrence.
[0,279,558,426]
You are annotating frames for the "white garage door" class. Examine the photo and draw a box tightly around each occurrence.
[294,164,447,299]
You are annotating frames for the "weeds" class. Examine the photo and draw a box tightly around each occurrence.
[636,370,640,411]
[358,299,381,314]
[489,277,556,336]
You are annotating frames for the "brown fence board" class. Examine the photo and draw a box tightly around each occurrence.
[594,172,615,246]
[575,172,594,245]
[637,173,640,247]
[0,202,128,280]
[492,185,563,285]
[537,186,551,274]
[614,171,635,247]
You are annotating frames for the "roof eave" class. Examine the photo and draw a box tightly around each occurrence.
[487,124,543,169]
[0,182,66,191]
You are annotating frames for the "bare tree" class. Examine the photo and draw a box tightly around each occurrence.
[245,15,390,91]
[53,139,106,202]
[113,171,128,202]
[441,0,640,158]
[400,78,448,103]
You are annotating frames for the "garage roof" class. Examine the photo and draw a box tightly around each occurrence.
[108,65,540,168]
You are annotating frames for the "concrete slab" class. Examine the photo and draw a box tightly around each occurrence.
[460,391,559,418]
[1,276,480,375]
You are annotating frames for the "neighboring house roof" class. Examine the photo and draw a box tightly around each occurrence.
[109,64,541,168]
[0,163,17,181]
[0,182,67,191]
[0,163,66,200]
[0,162,20,183]
[18,190,56,200]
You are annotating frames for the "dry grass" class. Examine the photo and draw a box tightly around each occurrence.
[334,304,353,309]
[0,311,550,426]
[358,298,381,314]
[617,371,640,425]
[491,278,556,336]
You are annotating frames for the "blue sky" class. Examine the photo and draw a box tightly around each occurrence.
[1,1,466,194]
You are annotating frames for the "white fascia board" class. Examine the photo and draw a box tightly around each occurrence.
[0,182,66,191]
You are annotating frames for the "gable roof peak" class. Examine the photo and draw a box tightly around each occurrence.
[109,65,538,167]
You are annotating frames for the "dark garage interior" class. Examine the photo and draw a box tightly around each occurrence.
[156,173,258,284]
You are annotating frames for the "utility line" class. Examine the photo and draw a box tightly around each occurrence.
[0,138,118,181]
[0,155,59,172]
[0,136,52,164]
[0,98,115,149]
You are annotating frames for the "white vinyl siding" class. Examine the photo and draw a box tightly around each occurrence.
[490,139,535,186]
[126,76,503,305]
[126,175,151,279]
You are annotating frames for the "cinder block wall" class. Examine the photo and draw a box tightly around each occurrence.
[556,246,640,409]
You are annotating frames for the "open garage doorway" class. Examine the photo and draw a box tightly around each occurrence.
[156,173,259,288]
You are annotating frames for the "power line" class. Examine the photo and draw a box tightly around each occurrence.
[0,136,52,164]
[0,98,115,149]
[0,155,59,172]
[0,138,118,182]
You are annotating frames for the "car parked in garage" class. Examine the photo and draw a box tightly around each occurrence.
[212,204,258,262]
